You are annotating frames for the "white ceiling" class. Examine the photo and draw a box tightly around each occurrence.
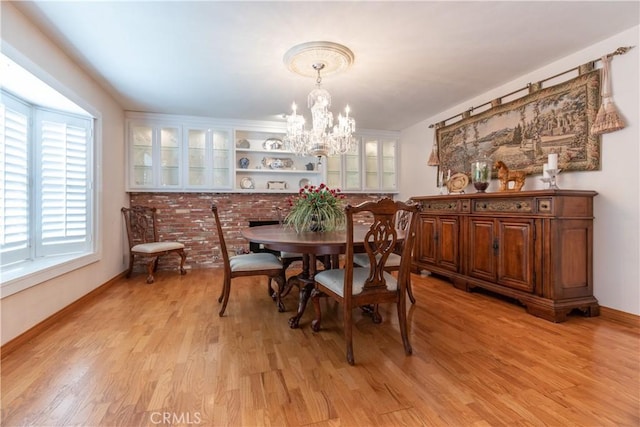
[9,1,640,131]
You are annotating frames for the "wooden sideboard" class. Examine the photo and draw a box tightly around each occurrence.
[411,190,599,322]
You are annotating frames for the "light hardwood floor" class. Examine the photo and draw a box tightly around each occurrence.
[2,268,639,427]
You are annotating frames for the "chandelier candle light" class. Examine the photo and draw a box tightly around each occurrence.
[283,42,357,159]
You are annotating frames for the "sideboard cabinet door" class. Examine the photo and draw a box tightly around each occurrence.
[468,217,536,293]
[415,214,459,273]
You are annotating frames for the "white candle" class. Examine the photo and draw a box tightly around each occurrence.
[543,163,549,179]
[548,153,558,171]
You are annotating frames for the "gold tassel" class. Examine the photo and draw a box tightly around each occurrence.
[427,143,439,166]
[591,55,626,135]
[427,123,441,166]
[591,98,625,135]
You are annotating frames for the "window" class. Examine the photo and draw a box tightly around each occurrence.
[1,87,95,294]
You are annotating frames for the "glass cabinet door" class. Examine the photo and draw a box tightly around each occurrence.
[211,130,231,188]
[326,154,342,189]
[363,137,397,191]
[160,127,180,186]
[187,129,207,186]
[325,138,361,191]
[381,139,397,191]
[129,122,180,189]
[186,127,231,189]
[343,138,361,191]
[364,139,379,189]
[131,124,153,187]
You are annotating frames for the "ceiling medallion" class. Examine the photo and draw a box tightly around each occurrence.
[283,41,355,78]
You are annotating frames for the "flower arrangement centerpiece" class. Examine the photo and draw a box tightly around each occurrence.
[284,183,346,233]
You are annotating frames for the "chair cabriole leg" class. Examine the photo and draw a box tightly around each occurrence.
[310,289,322,332]
[407,279,416,304]
[218,276,231,316]
[126,254,134,278]
[345,305,354,365]
[146,257,157,284]
[398,296,412,355]
[178,250,187,275]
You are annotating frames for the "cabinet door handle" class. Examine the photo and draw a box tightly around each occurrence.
[493,238,499,255]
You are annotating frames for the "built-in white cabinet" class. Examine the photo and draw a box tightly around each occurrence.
[234,129,322,192]
[326,133,398,193]
[129,121,182,189]
[126,113,399,193]
[127,114,233,192]
[185,127,232,189]
[364,136,397,192]
[326,138,362,191]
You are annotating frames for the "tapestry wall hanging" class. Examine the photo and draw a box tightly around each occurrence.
[436,70,601,178]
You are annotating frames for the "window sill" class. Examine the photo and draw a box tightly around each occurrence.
[1,252,100,299]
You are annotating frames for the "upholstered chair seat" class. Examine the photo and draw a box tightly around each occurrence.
[121,206,187,284]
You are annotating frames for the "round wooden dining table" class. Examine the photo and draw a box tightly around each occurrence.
[241,224,373,328]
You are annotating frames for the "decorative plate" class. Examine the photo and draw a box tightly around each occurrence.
[262,157,294,169]
[240,177,254,189]
[263,138,284,150]
[299,178,311,188]
[447,172,469,193]
[236,139,250,149]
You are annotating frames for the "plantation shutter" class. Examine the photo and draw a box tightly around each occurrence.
[0,98,30,265]
[36,110,91,256]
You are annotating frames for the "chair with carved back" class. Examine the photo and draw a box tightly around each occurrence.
[121,206,187,284]
[212,204,286,316]
[352,200,417,304]
[311,198,418,365]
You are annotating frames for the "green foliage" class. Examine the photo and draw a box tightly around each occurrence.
[284,183,346,233]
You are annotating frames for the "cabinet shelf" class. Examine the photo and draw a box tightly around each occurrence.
[236,148,295,155]
[236,169,320,174]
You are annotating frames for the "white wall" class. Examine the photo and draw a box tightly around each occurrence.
[1,3,129,344]
[400,26,640,316]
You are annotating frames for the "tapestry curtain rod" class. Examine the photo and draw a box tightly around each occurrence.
[428,46,634,129]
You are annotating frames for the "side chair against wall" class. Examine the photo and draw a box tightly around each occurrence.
[352,201,417,304]
[121,206,187,284]
[311,198,418,365]
[211,204,286,316]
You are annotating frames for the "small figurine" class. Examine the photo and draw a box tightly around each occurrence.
[494,160,526,191]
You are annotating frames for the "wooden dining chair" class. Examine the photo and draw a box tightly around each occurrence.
[352,201,417,304]
[212,204,286,316]
[311,198,418,365]
[121,206,187,284]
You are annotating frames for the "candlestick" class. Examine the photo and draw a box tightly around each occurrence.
[543,163,550,179]
[548,153,558,171]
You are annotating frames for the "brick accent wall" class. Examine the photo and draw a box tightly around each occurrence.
[128,192,392,271]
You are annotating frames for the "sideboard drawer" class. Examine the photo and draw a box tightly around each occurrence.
[472,198,534,214]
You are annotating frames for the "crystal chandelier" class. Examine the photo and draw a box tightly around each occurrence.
[283,42,356,158]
